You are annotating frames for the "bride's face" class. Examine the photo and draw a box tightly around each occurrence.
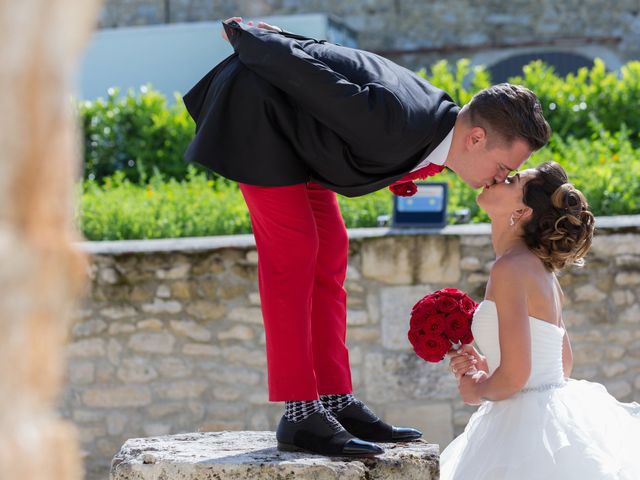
[476,168,536,219]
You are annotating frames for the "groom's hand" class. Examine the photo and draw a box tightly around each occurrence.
[221,16,282,43]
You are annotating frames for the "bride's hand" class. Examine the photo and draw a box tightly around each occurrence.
[447,344,488,380]
[458,370,489,405]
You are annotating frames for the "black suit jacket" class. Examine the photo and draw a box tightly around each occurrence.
[183,21,459,197]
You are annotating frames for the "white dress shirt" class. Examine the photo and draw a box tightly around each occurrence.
[410,127,454,172]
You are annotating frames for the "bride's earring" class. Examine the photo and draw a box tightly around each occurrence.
[509,214,516,227]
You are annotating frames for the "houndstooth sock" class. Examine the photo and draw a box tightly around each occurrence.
[284,400,324,423]
[320,394,357,414]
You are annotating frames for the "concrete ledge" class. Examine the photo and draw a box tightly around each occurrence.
[110,431,440,480]
[78,214,640,256]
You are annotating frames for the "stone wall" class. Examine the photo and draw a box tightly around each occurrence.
[61,217,640,480]
[97,0,640,68]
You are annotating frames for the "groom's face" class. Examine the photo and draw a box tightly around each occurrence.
[457,128,532,189]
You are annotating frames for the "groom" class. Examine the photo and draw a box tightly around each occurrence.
[183,17,551,457]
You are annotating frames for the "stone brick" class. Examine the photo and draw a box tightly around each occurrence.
[72,318,108,337]
[68,360,96,384]
[156,284,171,298]
[128,332,175,354]
[156,357,192,377]
[228,307,263,324]
[154,380,209,400]
[602,361,627,378]
[460,256,481,271]
[346,309,368,326]
[136,318,164,331]
[417,236,461,283]
[107,338,124,365]
[141,299,182,314]
[361,237,413,284]
[218,325,255,341]
[156,263,191,280]
[380,285,433,350]
[170,319,212,341]
[245,250,259,264]
[106,412,129,436]
[612,290,635,306]
[574,284,607,303]
[82,385,152,408]
[183,344,221,356]
[117,356,159,383]
[615,272,640,286]
[100,305,137,319]
[186,300,226,320]
[66,338,106,357]
[620,304,640,324]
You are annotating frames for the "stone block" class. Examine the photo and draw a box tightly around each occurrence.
[83,385,152,408]
[141,299,182,315]
[574,284,607,303]
[186,301,226,320]
[380,285,433,350]
[615,272,640,286]
[111,431,440,480]
[362,237,413,284]
[170,319,212,342]
[417,236,461,283]
[128,332,175,354]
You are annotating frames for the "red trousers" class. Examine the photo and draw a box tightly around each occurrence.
[239,182,353,401]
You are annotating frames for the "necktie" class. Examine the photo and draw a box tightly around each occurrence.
[388,163,445,197]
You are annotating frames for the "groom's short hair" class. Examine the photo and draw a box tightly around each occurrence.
[467,83,551,151]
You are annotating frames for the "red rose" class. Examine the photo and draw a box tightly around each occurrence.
[459,331,474,345]
[444,312,473,344]
[409,331,452,362]
[441,288,466,300]
[437,295,459,313]
[459,296,477,316]
[412,296,439,317]
[410,312,446,337]
[389,181,418,197]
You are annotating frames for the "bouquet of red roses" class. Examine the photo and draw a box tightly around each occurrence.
[408,288,478,362]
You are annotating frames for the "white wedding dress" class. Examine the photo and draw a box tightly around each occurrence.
[440,300,640,479]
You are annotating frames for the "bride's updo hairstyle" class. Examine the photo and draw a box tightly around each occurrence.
[521,161,595,272]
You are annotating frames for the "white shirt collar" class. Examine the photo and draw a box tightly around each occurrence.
[410,127,454,172]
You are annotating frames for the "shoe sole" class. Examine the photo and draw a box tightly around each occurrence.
[277,442,383,457]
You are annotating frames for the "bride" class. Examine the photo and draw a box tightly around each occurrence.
[441,161,640,479]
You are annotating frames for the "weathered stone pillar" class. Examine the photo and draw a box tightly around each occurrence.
[0,0,101,479]
[111,431,440,479]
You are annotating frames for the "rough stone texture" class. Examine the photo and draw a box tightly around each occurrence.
[64,218,640,480]
[110,431,439,480]
[97,1,640,70]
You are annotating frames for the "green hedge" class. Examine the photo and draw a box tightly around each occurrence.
[77,59,640,240]
[418,59,640,142]
[78,129,640,240]
[79,59,640,183]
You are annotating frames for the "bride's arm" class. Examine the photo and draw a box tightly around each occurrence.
[458,257,531,404]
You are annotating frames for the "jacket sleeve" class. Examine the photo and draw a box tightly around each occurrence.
[222,21,405,146]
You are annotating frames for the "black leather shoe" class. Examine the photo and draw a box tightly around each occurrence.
[332,400,423,442]
[276,409,384,457]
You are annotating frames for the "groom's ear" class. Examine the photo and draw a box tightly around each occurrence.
[467,127,487,151]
